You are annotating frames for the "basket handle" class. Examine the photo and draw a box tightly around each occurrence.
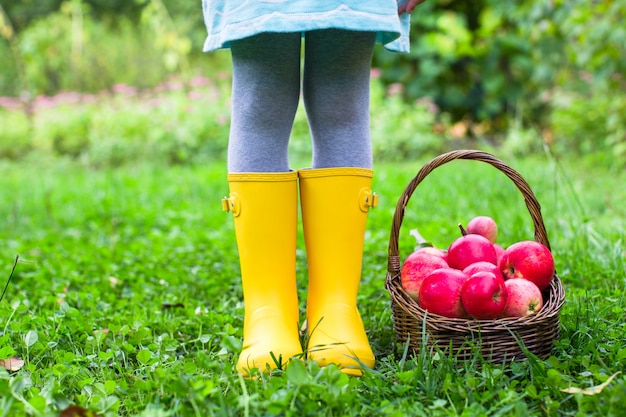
[386,150,551,277]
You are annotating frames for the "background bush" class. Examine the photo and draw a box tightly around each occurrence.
[373,0,625,157]
[0,0,624,165]
[1,78,232,166]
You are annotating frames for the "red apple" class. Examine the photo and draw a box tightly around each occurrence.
[419,268,470,318]
[501,278,543,317]
[494,244,505,265]
[466,216,498,243]
[463,261,504,280]
[499,240,555,290]
[447,233,498,270]
[415,246,447,259]
[461,271,509,320]
[401,252,449,302]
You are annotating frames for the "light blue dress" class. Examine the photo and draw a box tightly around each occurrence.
[201,0,411,53]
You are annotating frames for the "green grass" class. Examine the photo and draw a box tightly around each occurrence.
[0,153,625,416]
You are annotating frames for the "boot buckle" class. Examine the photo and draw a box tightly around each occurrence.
[359,189,378,212]
[222,194,241,217]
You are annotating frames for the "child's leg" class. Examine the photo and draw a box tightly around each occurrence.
[229,33,301,173]
[299,29,378,375]
[302,29,376,169]
[225,33,304,375]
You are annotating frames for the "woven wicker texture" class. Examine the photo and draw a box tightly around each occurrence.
[385,150,566,363]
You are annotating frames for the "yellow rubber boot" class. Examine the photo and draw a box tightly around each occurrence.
[222,172,302,375]
[298,167,377,376]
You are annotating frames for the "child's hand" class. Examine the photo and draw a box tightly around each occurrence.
[398,0,427,14]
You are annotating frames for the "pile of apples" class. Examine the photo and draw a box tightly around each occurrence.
[401,216,555,320]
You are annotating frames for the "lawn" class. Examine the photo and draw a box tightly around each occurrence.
[1,152,625,416]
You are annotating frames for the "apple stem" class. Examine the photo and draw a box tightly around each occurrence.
[458,223,468,236]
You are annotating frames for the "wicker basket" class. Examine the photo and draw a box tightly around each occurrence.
[385,150,566,363]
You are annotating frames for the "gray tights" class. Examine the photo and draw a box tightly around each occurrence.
[227,29,376,173]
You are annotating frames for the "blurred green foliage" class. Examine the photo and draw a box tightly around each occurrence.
[377,0,624,160]
[1,0,150,29]
[0,0,63,31]
[0,0,203,95]
[0,0,624,163]
[374,0,624,126]
[0,75,441,167]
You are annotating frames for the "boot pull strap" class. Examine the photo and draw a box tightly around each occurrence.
[359,189,378,212]
[222,194,241,217]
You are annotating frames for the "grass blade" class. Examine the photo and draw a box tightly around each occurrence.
[0,255,19,303]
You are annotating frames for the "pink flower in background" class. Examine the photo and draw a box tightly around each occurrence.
[155,80,184,92]
[54,91,82,104]
[149,98,163,108]
[0,77,228,113]
[189,76,211,87]
[81,94,99,104]
[0,96,22,110]
[33,95,57,110]
[217,114,228,125]
[112,83,138,96]
[187,91,203,101]
[386,82,404,96]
